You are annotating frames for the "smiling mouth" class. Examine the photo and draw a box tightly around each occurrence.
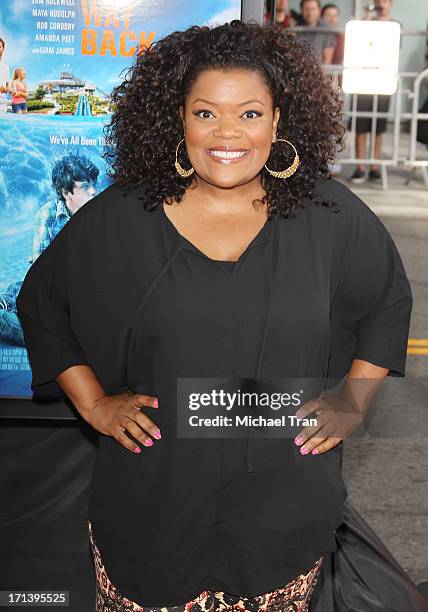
[207,149,251,163]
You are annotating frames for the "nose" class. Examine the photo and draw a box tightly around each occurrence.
[213,116,242,139]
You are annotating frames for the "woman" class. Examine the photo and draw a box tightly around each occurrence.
[11,67,28,113]
[16,21,423,612]
[264,0,300,27]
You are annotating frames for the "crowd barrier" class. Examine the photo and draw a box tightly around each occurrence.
[286,26,428,191]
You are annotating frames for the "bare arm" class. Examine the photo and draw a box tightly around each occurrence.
[294,359,390,454]
[55,365,161,453]
[31,208,50,263]
[341,358,389,415]
[55,364,106,425]
[322,46,335,65]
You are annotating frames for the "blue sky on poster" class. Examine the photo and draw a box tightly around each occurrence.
[0,0,241,92]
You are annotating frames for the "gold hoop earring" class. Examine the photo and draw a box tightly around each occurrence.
[264,139,300,179]
[175,138,194,178]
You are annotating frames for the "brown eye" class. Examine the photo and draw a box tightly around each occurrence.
[193,109,214,119]
[243,110,263,119]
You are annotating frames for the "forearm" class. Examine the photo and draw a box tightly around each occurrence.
[32,225,48,263]
[341,358,389,416]
[323,47,334,64]
[55,364,107,425]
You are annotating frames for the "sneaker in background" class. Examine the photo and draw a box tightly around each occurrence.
[368,168,382,181]
[349,168,366,184]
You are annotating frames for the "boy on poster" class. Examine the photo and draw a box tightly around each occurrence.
[31,152,99,263]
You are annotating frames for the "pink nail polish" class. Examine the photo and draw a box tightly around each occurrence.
[312,448,319,455]
[134,446,141,454]
[153,431,162,439]
[153,399,158,407]
[295,438,304,446]
[300,447,309,455]
[144,438,154,447]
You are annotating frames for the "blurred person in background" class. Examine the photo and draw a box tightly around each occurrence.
[349,0,400,183]
[321,2,344,177]
[264,0,303,28]
[321,3,339,26]
[295,0,336,64]
[321,3,344,64]
[273,0,295,27]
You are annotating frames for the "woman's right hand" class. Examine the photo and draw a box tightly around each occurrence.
[88,391,161,454]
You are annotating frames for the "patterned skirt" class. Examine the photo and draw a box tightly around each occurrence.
[88,521,323,612]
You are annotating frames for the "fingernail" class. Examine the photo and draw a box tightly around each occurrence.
[144,438,154,447]
[312,448,319,455]
[295,438,304,446]
[134,446,141,454]
[300,447,309,455]
[153,399,158,407]
[153,430,162,439]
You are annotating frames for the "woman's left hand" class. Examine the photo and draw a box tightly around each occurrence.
[293,390,365,455]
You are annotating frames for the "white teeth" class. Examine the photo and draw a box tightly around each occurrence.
[209,150,248,159]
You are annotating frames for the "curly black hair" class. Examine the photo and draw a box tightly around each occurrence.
[103,20,345,219]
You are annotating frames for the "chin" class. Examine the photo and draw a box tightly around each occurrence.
[200,172,259,189]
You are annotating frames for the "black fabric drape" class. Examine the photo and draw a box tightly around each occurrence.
[311,500,428,611]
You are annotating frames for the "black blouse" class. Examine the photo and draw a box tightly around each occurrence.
[16,177,412,607]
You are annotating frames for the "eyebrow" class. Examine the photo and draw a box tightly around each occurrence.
[191,97,265,106]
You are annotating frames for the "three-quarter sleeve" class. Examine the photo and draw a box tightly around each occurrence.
[333,189,412,377]
[16,218,89,397]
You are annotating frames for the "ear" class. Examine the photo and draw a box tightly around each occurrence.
[272,106,280,143]
[61,187,71,201]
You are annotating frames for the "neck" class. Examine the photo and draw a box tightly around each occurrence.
[183,174,267,215]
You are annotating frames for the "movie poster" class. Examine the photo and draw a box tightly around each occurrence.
[0,0,241,399]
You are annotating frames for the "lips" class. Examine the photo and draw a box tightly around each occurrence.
[206,147,251,163]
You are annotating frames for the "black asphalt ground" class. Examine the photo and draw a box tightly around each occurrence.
[342,217,428,584]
